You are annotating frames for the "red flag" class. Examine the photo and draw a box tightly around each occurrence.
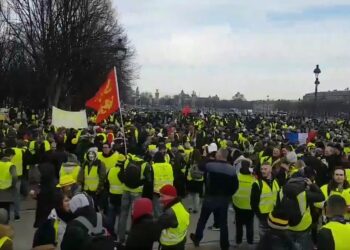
[86,68,120,123]
[182,106,192,117]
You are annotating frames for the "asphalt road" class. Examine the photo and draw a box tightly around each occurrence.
[12,198,260,250]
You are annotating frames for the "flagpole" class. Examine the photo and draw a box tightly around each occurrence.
[114,66,128,155]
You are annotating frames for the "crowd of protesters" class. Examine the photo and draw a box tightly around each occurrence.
[1,107,350,249]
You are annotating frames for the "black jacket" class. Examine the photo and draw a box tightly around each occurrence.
[125,215,162,250]
[201,160,238,197]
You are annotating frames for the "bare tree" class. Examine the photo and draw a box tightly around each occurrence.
[0,0,137,109]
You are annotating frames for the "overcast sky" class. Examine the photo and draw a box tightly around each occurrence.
[114,0,350,100]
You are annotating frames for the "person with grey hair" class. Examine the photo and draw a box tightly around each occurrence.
[190,148,238,250]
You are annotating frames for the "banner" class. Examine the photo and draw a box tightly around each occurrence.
[52,106,88,129]
[86,68,120,123]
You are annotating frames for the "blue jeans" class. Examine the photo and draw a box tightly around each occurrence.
[194,196,230,249]
[287,230,312,250]
[117,192,141,242]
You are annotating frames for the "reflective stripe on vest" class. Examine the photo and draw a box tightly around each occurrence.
[12,147,23,176]
[108,167,123,194]
[153,162,174,193]
[322,221,350,250]
[280,190,312,231]
[60,165,81,182]
[232,173,255,210]
[0,236,11,248]
[258,179,280,214]
[160,202,190,246]
[0,162,13,189]
[84,165,99,191]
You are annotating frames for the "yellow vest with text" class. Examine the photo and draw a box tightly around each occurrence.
[232,173,255,210]
[60,165,81,182]
[258,179,280,214]
[160,202,190,246]
[322,221,350,250]
[98,152,119,171]
[0,162,13,190]
[280,190,312,231]
[11,147,23,176]
[108,167,123,195]
[153,162,174,193]
[84,165,99,192]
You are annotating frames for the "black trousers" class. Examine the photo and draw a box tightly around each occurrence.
[233,205,254,244]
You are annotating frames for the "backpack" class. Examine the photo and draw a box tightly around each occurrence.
[123,158,143,189]
[189,163,204,181]
[75,213,118,250]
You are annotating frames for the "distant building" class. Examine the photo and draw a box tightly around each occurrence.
[303,89,350,102]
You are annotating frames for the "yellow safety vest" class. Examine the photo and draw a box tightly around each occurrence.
[322,221,350,250]
[346,169,350,184]
[84,165,99,192]
[123,154,146,193]
[0,236,11,248]
[97,133,107,143]
[160,202,190,246]
[260,156,272,165]
[280,190,312,231]
[108,167,123,195]
[60,165,81,182]
[98,152,119,171]
[314,184,350,219]
[53,218,60,244]
[0,162,13,190]
[232,174,255,210]
[11,147,23,176]
[153,162,174,193]
[184,149,193,164]
[258,179,280,214]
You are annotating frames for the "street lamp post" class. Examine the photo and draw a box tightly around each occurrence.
[313,65,321,102]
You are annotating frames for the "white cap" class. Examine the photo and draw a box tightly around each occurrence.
[208,143,218,153]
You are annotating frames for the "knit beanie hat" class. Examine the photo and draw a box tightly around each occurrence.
[268,199,290,230]
[132,198,153,221]
[159,184,177,197]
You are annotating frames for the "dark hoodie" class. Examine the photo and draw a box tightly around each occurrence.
[61,201,108,250]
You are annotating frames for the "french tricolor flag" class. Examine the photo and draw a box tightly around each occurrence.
[286,131,317,145]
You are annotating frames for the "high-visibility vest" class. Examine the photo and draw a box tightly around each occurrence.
[60,165,81,182]
[260,156,272,165]
[123,154,146,193]
[84,165,99,192]
[257,179,280,214]
[322,221,350,250]
[153,162,174,193]
[314,184,350,219]
[107,167,123,195]
[232,173,255,210]
[97,133,107,143]
[11,147,23,176]
[0,236,12,248]
[160,202,189,246]
[184,148,193,164]
[280,190,312,231]
[98,152,119,171]
[346,169,350,183]
[0,162,13,190]
[29,140,51,154]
